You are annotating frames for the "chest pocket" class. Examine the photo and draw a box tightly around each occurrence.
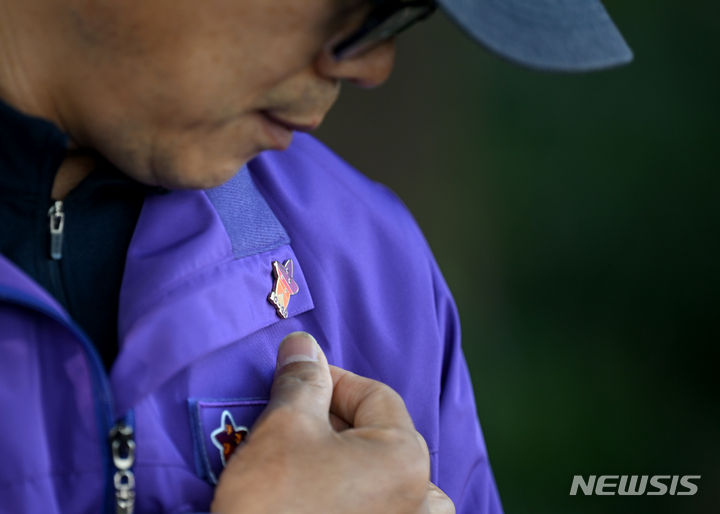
[188,398,269,485]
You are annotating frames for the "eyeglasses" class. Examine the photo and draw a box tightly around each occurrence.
[332,0,438,60]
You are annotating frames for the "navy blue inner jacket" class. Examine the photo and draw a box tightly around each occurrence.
[0,98,150,369]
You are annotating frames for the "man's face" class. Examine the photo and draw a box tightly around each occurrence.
[55,0,395,188]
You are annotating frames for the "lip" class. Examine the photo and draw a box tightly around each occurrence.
[261,110,321,133]
[258,111,294,151]
[258,110,323,151]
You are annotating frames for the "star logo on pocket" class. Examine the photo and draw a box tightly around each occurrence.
[211,410,248,467]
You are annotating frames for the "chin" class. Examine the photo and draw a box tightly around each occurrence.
[148,144,258,191]
[96,115,266,190]
[155,165,245,190]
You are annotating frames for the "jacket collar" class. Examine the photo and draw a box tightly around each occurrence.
[112,166,314,414]
[0,157,314,415]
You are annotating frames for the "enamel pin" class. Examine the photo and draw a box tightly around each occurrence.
[211,410,248,467]
[268,259,300,319]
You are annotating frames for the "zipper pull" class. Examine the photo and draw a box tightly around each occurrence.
[47,200,65,260]
[109,422,136,514]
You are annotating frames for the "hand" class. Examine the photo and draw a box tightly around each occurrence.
[211,331,454,513]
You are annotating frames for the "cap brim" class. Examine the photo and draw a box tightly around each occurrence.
[438,0,633,72]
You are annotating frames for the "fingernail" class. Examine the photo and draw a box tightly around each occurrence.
[277,331,319,369]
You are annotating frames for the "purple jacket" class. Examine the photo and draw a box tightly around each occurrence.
[0,134,502,513]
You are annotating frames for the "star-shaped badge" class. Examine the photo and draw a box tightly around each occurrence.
[211,410,248,467]
[268,259,300,319]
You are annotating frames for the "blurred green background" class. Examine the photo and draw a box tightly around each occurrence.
[316,1,719,513]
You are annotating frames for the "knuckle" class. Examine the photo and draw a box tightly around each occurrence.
[428,500,455,514]
[275,363,328,391]
[415,430,430,456]
[379,428,429,485]
[365,380,412,415]
[371,425,407,446]
[427,487,456,514]
[366,379,401,401]
[406,449,430,484]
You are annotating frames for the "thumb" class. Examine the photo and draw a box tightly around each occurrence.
[265,331,333,422]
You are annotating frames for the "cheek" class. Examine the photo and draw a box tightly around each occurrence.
[149,27,324,122]
[64,0,342,188]
[67,0,339,120]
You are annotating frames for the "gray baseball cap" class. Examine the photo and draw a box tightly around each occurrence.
[439,0,633,71]
[333,0,633,72]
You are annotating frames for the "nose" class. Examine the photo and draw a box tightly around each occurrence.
[314,39,397,88]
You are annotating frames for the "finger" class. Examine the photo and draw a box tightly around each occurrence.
[263,332,333,422]
[329,412,351,431]
[415,431,431,480]
[329,365,415,430]
[416,498,431,514]
[425,482,455,514]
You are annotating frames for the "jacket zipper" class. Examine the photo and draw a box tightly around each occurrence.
[4,230,136,514]
[48,200,65,260]
[110,413,136,514]
[46,200,71,308]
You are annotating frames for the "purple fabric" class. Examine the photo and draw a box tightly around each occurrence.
[0,133,502,513]
[204,166,290,259]
[0,265,106,513]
